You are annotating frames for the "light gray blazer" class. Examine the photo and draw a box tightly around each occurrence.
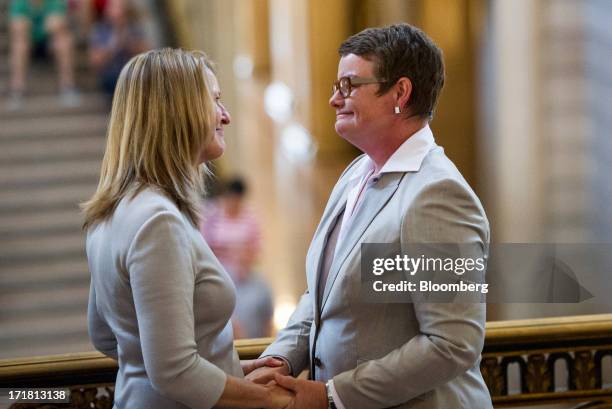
[87,188,242,409]
[263,146,492,408]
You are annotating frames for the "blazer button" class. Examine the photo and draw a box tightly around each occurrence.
[313,357,323,367]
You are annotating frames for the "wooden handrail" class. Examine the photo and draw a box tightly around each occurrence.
[1,315,611,407]
[485,314,612,346]
[0,338,275,388]
[0,352,116,388]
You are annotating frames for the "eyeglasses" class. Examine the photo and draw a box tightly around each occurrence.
[332,76,387,98]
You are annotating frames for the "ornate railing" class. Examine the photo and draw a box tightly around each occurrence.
[1,316,611,408]
[483,314,612,407]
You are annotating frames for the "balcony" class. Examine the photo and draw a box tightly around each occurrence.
[1,315,611,408]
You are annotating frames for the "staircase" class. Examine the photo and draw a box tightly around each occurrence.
[0,1,109,359]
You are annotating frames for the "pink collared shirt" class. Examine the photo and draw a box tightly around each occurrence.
[337,124,436,244]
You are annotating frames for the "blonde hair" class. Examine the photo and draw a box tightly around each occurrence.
[82,48,216,230]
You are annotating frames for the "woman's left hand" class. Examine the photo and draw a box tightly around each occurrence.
[241,356,285,376]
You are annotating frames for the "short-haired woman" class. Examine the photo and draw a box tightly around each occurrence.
[83,48,291,409]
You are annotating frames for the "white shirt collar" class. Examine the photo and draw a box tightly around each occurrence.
[349,125,436,181]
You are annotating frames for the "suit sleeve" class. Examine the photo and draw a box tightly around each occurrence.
[126,211,227,409]
[332,178,489,408]
[260,289,314,376]
[87,280,118,360]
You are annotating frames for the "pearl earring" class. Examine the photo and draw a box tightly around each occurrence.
[394,106,401,114]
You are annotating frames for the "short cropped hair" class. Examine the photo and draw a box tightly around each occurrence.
[339,23,445,119]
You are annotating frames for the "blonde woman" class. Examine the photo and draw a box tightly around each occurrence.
[82,49,292,409]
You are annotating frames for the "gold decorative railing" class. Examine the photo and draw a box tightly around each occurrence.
[483,314,612,407]
[1,316,611,408]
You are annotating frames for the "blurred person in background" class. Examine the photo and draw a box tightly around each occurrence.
[83,48,291,409]
[7,0,80,110]
[201,177,274,339]
[71,0,108,42]
[88,0,149,98]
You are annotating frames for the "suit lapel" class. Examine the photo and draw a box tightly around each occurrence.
[311,187,349,320]
[320,172,404,311]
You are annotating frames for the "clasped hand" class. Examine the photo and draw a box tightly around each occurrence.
[243,358,328,409]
